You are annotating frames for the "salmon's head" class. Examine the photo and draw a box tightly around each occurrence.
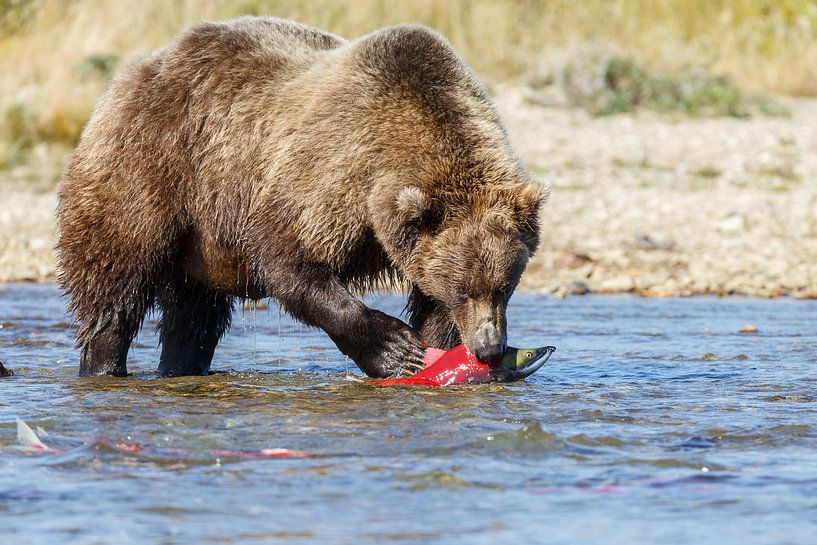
[488,346,556,382]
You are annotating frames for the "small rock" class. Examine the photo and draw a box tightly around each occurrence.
[719,215,745,234]
[738,324,758,333]
[568,281,591,295]
[551,285,568,299]
[599,276,634,292]
[634,234,678,251]
[574,263,594,279]
[27,238,50,251]
[694,353,718,361]
[557,253,594,268]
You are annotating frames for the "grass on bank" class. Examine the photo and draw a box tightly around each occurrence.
[1,0,816,176]
[554,46,789,117]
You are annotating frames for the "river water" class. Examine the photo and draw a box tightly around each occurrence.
[1,284,815,544]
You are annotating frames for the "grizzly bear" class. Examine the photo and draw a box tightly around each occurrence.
[57,17,547,378]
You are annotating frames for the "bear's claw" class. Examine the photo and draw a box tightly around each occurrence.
[353,309,426,378]
[398,361,425,377]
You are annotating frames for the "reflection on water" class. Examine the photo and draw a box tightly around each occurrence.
[1,284,816,545]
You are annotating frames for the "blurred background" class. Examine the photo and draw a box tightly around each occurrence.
[1,0,816,297]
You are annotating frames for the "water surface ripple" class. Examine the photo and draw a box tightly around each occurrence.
[1,285,816,544]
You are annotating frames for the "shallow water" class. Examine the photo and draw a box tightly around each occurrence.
[1,284,816,545]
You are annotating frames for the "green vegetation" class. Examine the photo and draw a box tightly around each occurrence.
[1,100,85,170]
[74,53,120,82]
[0,0,40,37]
[1,103,37,168]
[694,167,723,179]
[560,48,789,117]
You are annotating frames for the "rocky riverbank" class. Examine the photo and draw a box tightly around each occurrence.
[0,190,56,283]
[503,85,817,298]
[1,86,816,297]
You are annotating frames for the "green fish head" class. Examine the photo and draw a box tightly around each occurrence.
[491,346,556,382]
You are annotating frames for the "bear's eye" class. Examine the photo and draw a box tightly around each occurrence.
[493,288,511,304]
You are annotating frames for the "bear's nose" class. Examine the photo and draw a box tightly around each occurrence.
[473,321,506,362]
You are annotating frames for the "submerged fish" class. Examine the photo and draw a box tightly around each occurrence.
[374,344,556,387]
[13,418,314,461]
[16,418,66,454]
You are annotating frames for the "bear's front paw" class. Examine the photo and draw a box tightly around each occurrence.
[353,310,426,378]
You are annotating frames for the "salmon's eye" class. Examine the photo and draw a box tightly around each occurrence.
[525,351,533,359]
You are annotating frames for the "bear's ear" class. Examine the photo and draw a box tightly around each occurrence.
[511,179,550,253]
[512,179,550,219]
[395,187,442,231]
[396,187,428,220]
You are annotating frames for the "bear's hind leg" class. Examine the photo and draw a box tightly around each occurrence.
[79,308,146,377]
[157,278,234,376]
[65,263,157,377]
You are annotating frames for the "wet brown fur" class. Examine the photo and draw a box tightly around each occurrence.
[57,17,548,378]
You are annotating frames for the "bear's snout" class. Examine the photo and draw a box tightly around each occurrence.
[472,320,507,362]
[454,298,508,362]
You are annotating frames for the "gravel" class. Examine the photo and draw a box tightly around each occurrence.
[498,85,817,298]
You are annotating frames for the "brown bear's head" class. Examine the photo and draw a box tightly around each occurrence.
[371,177,548,360]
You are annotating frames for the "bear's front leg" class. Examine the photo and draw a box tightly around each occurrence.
[271,262,426,377]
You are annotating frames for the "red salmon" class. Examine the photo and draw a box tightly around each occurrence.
[373,344,555,387]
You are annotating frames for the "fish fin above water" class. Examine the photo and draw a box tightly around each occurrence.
[16,418,48,450]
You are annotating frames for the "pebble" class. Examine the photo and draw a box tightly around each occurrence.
[718,215,745,234]
[599,277,635,292]
[568,281,591,295]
